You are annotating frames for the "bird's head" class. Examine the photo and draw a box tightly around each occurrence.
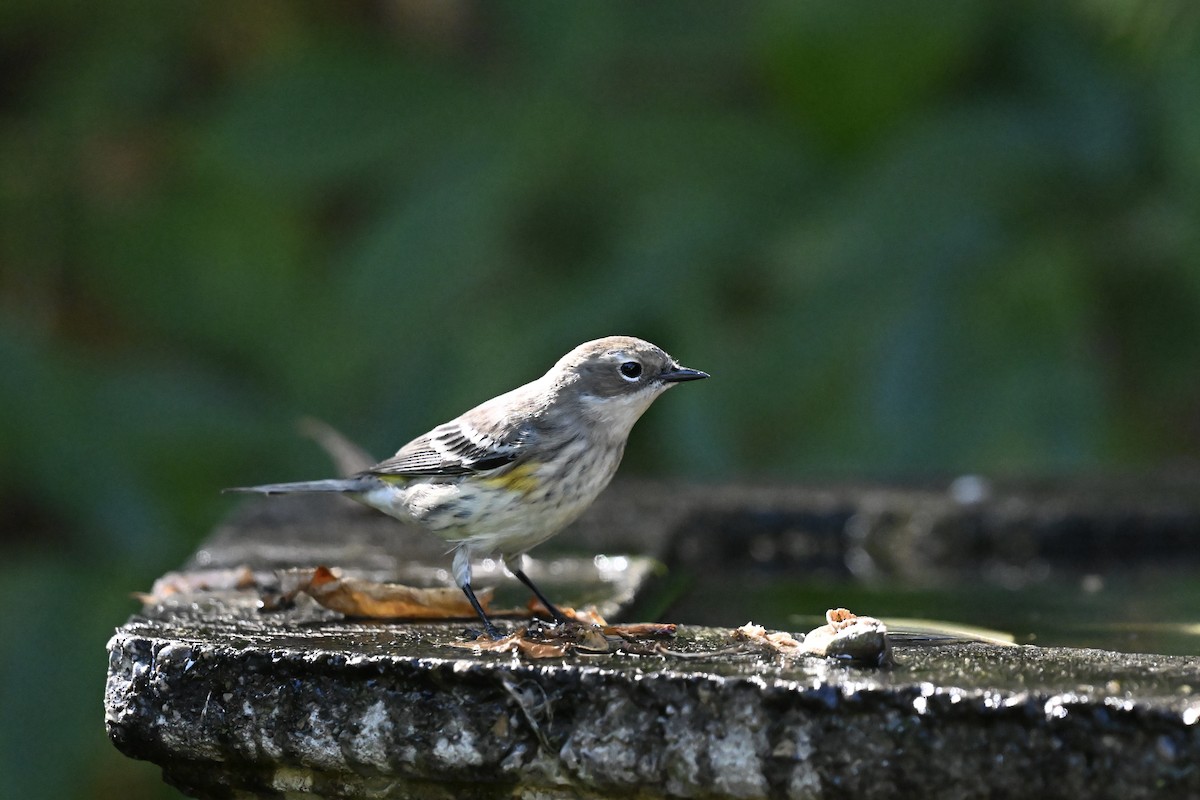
[549,336,708,431]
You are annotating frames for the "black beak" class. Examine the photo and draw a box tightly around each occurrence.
[658,365,709,383]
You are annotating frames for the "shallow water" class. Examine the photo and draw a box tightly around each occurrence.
[663,566,1200,656]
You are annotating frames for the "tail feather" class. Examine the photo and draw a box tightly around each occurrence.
[224,477,375,495]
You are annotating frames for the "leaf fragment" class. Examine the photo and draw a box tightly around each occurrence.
[261,566,492,618]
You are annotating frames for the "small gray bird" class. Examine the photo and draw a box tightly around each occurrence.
[228,336,708,638]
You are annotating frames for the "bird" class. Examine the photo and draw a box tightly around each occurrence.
[227,336,708,639]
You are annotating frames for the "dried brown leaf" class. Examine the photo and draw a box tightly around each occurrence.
[456,631,571,658]
[136,566,259,604]
[603,622,677,638]
[307,566,493,618]
[262,566,495,619]
[450,617,678,659]
[734,623,804,654]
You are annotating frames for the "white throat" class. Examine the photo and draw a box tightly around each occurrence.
[579,386,667,440]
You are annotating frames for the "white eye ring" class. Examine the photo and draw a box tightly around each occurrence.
[618,361,643,382]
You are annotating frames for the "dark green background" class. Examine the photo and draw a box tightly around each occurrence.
[2,2,1199,797]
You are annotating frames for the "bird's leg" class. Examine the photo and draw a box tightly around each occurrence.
[461,583,502,640]
[509,558,570,625]
[453,547,502,640]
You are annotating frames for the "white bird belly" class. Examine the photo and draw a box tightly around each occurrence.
[359,442,622,559]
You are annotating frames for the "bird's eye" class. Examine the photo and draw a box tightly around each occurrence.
[619,361,643,381]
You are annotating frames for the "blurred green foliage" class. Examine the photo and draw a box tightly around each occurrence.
[2,2,1200,798]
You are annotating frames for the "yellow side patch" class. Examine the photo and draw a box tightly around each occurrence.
[377,474,411,485]
[480,462,540,495]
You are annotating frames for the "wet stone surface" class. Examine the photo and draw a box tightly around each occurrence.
[107,481,1200,799]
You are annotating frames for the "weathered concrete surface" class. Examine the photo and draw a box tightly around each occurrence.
[107,597,1200,799]
[106,478,1200,799]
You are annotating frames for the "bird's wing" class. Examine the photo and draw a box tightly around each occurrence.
[367,416,529,477]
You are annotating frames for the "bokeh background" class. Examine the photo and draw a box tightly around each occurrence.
[3,2,1200,797]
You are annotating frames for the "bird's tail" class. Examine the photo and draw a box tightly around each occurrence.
[224,477,377,496]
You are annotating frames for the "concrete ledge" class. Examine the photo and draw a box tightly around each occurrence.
[106,478,1200,798]
[107,609,1200,799]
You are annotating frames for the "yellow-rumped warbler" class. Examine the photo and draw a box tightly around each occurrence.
[229,336,708,638]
